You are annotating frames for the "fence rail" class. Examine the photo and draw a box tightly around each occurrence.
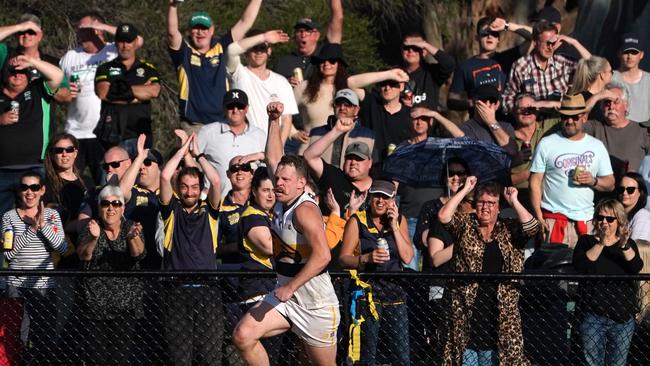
[0,270,647,366]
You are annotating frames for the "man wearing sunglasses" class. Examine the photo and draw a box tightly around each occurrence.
[529,94,614,247]
[399,31,455,110]
[225,29,297,140]
[510,93,561,210]
[167,0,262,131]
[613,33,650,124]
[0,54,63,215]
[197,89,265,195]
[448,16,531,112]
[504,20,591,114]
[274,0,343,87]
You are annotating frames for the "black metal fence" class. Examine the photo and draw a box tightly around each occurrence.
[0,270,649,366]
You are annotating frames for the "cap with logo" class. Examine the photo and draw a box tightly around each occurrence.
[334,88,360,106]
[115,23,139,43]
[558,94,588,116]
[223,89,249,107]
[620,33,642,52]
[190,11,213,28]
[369,180,396,198]
[294,18,320,30]
[344,142,371,160]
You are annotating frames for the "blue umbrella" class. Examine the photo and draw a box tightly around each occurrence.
[382,137,512,188]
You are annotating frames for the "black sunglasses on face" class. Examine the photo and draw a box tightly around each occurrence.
[616,186,637,195]
[18,30,37,36]
[52,146,76,154]
[595,214,616,223]
[401,45,422,52]
[102,159,128,171]
[226,104,246,111]
[448,170,467,177]
[517,107,538,115]
[623,50,640,55]
[229,163,252,173]
[250,44,269,53]
[19,183,42,192]
[100,199,124,208]
[479,29,500,38]
[143,159,157,167]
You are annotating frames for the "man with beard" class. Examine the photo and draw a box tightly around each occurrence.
[233,100,339,366]
[584,82,650,177]
[529,94,614,247]
[159,133,224,365]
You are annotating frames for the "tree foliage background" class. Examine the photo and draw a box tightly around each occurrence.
[1,0,648,154]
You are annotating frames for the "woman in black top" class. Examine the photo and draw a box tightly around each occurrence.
[43,133,87,226]
[573,199,643,366]
[76,185,145,365]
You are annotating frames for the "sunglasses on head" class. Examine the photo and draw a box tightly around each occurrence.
[19,183,42,192]
[479,29,500,38]
[401,45,422,52]
[102,159,128,171]
[623,49,640,55]
[229,163,252,173]
[226,103,246,111]
[143,158,157,167]
[100,199,123,208]
[18,30,37,36]
[595,214,616,223]
[616,186,637,195]
[51,146,76,154]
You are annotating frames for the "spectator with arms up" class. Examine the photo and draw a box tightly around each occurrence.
[167,0,262,132]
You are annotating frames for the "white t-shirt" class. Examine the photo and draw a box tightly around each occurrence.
[229,63,298,135]
[530,132,613,221]
[630,208,650,242]
[612,70,650,123]
[59,43,118,139]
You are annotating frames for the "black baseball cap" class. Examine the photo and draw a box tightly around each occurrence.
[115,23,138,43]
[223,89,249,107]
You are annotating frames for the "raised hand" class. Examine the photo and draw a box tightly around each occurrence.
[266,101,284,121]
[463,176,478,193]
[386,200,400,229]
[174,129,189,145]
[388,68,409,83]
[127,222,143,240]
[334,117,355,133]
[348,190,367,214]
[88,219,101,239]
[136,133,148,157]
[503,187,519,206]
[264,30,290,44]
[325,188,340,215]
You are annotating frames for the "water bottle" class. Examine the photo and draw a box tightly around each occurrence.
[10,101,19,116]
[376,237,390,260]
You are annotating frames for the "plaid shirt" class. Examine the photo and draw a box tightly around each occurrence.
[503,53,577,112]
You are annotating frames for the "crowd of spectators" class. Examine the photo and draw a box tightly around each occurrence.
[0,1,649,365]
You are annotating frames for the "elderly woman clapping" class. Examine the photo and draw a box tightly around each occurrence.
[76,185,145,364]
